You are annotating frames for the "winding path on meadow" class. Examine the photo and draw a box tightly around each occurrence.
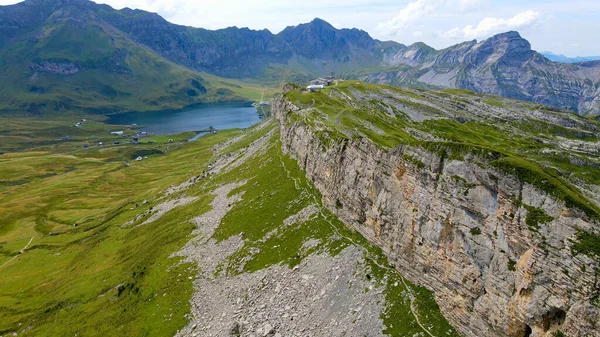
[0,236,34,270]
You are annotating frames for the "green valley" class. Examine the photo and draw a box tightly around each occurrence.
[0,112,460,336]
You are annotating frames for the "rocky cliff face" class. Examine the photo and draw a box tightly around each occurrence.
[272,91,600,337]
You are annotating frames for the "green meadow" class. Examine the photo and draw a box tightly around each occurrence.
[0,112,460,336]
[0,118,235,335]
[3,79,600,336]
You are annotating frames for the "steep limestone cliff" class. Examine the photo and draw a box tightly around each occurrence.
[273,83,600,337]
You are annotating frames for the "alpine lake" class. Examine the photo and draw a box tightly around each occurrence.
[106,102,263,140]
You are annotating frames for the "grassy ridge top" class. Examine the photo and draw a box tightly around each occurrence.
[284,81,600,220]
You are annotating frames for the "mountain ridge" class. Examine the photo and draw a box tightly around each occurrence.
[275,81,600,337]
[359,31,600,114]
[0,0,599,115]
[0,0,264,114]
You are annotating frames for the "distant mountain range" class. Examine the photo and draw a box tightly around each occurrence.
[542,52,600,63]
[0,0,599,115]
[359,32,600,114]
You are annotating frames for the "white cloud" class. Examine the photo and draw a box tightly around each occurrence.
[378,0,485,35]
[456,0,483,11]
[439,10,541,39]
[413,31,424,37]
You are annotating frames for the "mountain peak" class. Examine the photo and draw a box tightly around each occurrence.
[489,31,522,40]
[296,18,336,33]
[478,30,532,56]
[309,18,333,26]
[408,42,435,51]
[277,17,380,60]
[278,18,337,35]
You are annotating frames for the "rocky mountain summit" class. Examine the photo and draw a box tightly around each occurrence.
[1,0,599,114]
[274,81,600,337]
[362,31,600,115]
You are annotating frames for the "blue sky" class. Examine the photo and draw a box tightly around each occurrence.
[2,0,598,56]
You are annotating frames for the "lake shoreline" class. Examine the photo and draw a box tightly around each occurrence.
[105,101,263,137]
[103,100,256,117]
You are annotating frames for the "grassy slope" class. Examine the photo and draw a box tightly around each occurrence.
[0,117,459,336]
[0,9,275,116]
[0,125,239,335]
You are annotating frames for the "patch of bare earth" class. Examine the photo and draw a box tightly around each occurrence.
[173,186,386,337]
[169,126,388,337]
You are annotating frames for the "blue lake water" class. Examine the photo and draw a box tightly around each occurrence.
[106,102,262,135]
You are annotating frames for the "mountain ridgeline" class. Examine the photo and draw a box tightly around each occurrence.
[0,0,599,115]
[0,0,254,114]
[359,32,600,115]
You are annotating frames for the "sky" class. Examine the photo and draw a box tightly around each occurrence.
[2,0,599,56]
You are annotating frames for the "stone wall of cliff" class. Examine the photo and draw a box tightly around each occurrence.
[272,95,600,337]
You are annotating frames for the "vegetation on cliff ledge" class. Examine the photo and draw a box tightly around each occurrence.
[284,80,600,251]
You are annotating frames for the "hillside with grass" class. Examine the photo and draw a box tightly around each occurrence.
[0,1,270,115]
[2,69,600,337]
[0,108,465,336]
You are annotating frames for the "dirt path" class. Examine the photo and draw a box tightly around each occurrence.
[0,236,34,270]
[400,275,436,337]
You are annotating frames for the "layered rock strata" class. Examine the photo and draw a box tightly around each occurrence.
[273,96,600,337]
